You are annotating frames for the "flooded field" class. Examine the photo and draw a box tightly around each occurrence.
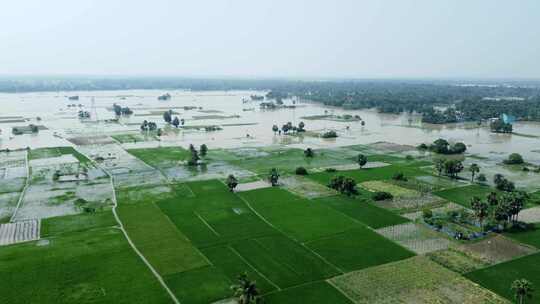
[0,89,539,163]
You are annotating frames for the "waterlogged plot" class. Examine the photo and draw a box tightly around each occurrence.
[376,223,452,255]
[415,175,468,190]
[402,202,465,221]
[518,206,540,223]
[376,194,446,211]
[78,144,167,187]
[330,256,509,304]
[13,181,114,221]
[280,175,337,199]
[116,183,179,205]
[0,150,27,221]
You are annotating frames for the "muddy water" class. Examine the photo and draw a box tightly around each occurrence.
[0,90,539,164]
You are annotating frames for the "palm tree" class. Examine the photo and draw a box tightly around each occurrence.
[304,148,314,158]
[272,124,279,135]
[231,273,261,304]
[469,163,480,182]
[511,279,534,304]
[470,196,489,230]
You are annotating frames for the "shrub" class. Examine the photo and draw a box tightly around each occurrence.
[392,172,407,181]
[503,153,524,165]
[405,155,414,161]
[417,143,428,150]
[295,167,308,175]
[476,173,487,182]
[325,168,337,172]
[372,191,393,201]
[422,208,433,219]
[321,130,338,138]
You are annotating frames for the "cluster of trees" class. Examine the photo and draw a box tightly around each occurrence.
[504,153,525,165]
[140,120,158,133]
[434,159,464,179]
[187,144,207,166]
[419,138,467,154]
[490,119,513,133]
[457,97,540,122]
[112,103,133,116]
[163,110,184,128]
[272,121,306,135]
[78,110,90,119]
[470,189,528,230]
[328,175,358,196]
[421,107,459,124]
[269,168,280,186]
[321,130,338,138]
[494,173,515,192]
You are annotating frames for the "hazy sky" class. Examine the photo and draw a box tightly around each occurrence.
[1,0,539,78]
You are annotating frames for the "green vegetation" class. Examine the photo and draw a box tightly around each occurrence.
[466,252,540,302]
[331,256,509,303]
[28,146,92,166]
[117,202,208,275]
[164,266,232,304]
[264,281,353,304]
[434,184,497,208]
[505,224,540,248]
[41,211,117,237]
[127,146,190,167]
[0,227,171,303]
[306,227,415,272]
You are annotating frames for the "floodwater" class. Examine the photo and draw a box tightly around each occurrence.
[0,89,539,165]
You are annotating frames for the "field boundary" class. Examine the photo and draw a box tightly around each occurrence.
[10,150,30,223]
[228,245,282,292]
[76,146,180,304]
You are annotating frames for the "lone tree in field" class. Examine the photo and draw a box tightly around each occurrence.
[304,148,314,158]
[444,159,464,179]
[231,273,261,304]
[272,124,279,135]
[357,154,367,169]
[172,116,180,128]
[470,196,489,230]
[200,144,208,157]
[269,168,280,186]
[225,174,238,192]
[511,279,534,304]
[163,110,172,123]
[187,145,199,166]
[469,163,480,182]
[298,121,305,132]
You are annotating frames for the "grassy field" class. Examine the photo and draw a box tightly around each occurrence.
[311,195,409,229]
[238,187,361,242]
[117,202,208,275]
[126,147,191,168]
[306,227,415,272]
[332,256,509,304]
[434,184,498,208]
[264,281,353,304]
[307,164,426,186]
[466,252,540,302]
[41,211,117,237]
[164,266,232,304]
[0,227,171,303]
[504,224,540,248]
[360,180,420,198]
[111,133,158,143]
[28,146,92,166]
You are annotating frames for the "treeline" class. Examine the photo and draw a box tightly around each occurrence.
[456,97,540,121]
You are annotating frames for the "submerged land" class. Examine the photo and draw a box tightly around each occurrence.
[1,81,540,303]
